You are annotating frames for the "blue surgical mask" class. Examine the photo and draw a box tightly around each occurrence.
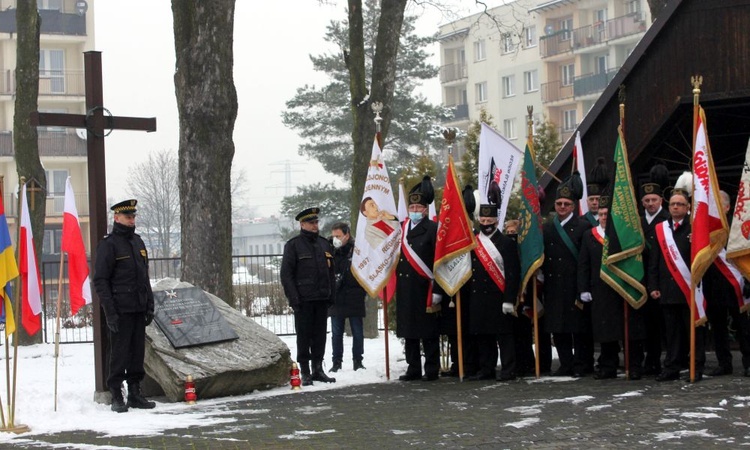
[409,212,423,222]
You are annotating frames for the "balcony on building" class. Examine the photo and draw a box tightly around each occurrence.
[0,130,87,158]
[2,191,89,218]
[573,67,619,98]
[1,69,85,98]
[442,103,469,125]
[541,79,574,104]
[0,7,87,36]
[539,29,573,59]
[571,12,647,53]
[440,63,468,85]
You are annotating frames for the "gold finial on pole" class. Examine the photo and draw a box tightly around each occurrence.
[691,75,703,106]
[527,105,534,139]
[371,101,384,133]
[442,128,457,155]
[618,84,626,125]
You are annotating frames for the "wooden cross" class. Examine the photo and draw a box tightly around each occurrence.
[30,51,156,397]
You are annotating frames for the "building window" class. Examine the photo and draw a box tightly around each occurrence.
[559,18,573,41]
[502,75,515,98]
[524,26,537,48]
[503,119,517,140]
[37,0,63,10]
[475,82,488,103]
[561,63,575,86]
[39,49,65,93]
[626,0,640,15]
[502,34,516,54]
[595,55,608,75]
[43,228,63,255]
[563,109,577,131]
[474,40,486,61]
[524,70,538,93]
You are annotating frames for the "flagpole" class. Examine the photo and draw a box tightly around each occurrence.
[54,251,65,411]
[456,292,465,381]
[618,87,631,380]
[689,75,703,383]
[526,107,542,380]
[10,180,26,429]
[1,177,10,427]
[382,288,390,381]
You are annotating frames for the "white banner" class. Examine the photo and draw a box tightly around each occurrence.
[478,123,523,225]
[574,131,589,215]
[352,136,402,298]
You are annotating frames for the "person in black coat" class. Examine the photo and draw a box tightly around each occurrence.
[704,190,750,377]
[542,177,593,377]
[328,222,367,372]
[93,199,155,413]
[397,177,443,382]
[648,188,706,381]
[465,203,521,381]
[281,207,337,386]
[639,165,670,376]
[578,196,645,380]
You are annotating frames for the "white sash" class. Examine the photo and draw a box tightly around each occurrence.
[658,221,706,319]
[401,220,434,279]
[477,232,506,280]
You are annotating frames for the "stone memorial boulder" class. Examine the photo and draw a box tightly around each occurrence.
[144,278,292,401]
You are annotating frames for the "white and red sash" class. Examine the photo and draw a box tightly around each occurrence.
[401,220,436,310]
[475,232,506,293]
[713,248,749,310]
[591,226,605,246]
[655,220,706,321]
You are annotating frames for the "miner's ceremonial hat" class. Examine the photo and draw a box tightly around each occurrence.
[408,176,434,206]
[111,199,137,214]
[295,207,320,222]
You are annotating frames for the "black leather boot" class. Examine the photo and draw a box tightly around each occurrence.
[311,361,336,383]
[127,382,156,409]
[353,359,365,371]
[330,360,342,372]
[300,361,313,386]
[110,385,129,413]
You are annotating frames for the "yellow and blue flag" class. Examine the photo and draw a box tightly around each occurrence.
[0,191,19,337]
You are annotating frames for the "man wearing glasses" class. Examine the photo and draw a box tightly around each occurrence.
[542,177,593,377]
[281,207,337,386]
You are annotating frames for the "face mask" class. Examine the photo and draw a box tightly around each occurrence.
[332,237,343,248]
[409,212,424,222]
[480,224,496,236]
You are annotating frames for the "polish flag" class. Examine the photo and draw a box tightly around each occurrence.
[62,178,91,315]
[20,183,42,335]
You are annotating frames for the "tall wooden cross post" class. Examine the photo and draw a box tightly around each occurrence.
[30,51,156,399]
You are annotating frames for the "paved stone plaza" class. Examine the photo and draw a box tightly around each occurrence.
[5,355,750,449]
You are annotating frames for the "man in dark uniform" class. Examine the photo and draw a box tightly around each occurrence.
[580,157,609,228]
[397,176,443,382]
[329,222,367,372]
[704,191,750,377]
[578,195,645,379]
[639,164,670,376]
[542,175,593,377]
[94,199,156,413]
[281,207,337,386]
[466,202,521,381]
[648,186,706,381]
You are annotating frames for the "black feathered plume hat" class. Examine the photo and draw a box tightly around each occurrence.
[462,185,476,221]
[479,180,502,218]
[587,157,609,197]
[557,171,584,201]
[408,175,434,206]
[639,163,669,198]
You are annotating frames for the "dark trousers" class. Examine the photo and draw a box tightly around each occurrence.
[554,332,592,374]
[330,316,364,362]
[642,298,663,371]
[497,333,517,378]
[294,302,329,364]
[514,316,536,376]
[662,303,705,374]
[447,333,478,376]
[597,341,620,373]
[474,334,498,376]
[404,337,440,377]
[107,312,146,391]
[707,301,750,370]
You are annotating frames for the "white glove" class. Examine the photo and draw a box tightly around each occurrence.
[536,272,545,283]
[432,294,442,306]
[502,302,514,315]
[580,292,593,303]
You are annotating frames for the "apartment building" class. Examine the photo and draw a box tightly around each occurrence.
[0,0,95,294]
[438,0,650,147]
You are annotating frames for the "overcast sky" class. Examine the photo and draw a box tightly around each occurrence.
[92,1,505,217]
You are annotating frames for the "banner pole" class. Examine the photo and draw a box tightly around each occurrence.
[54,251,65,411]
[456,292,464,382]
[688,75,702,384]
[382,289,390,381]
[533,278,540,379]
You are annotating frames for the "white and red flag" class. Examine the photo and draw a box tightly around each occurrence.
[691,106,729,324]
[62,177,92,315]
[573,131,589,216]
[727,138,750,312]
[478,123,523,225]
[20,183,42,335]
[352,133,402,298]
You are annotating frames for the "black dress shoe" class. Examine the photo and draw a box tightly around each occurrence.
[496,373,516,382]
[684,372,703,382]
[655,371,679,382]
[440,368,459,378]
[422,374,439,381]
[593,370,617,380]
[572,372,584,378]
[744,367,750,377]
[708,366,733,377]
[467,371,494,381]
[398,373,422,381]
[629,371,642,381]
[552,368,573,377]
[642,365,661,376]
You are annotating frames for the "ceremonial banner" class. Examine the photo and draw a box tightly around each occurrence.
[397,180,408,222]
[478,123,523,225]
[20,183,43,335]
[727,138,750,284]
[573,131,589,215]
[691,107,728,286]
[601,126,647,308]
[352,134,402,298]
[517,135,544,293]
[0,190,18,337]
[434,155,476,296]
[62,177,92,315]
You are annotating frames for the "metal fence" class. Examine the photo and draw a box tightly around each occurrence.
[39,254,300,344]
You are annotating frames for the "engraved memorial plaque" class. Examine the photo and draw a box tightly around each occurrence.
[153,287,239,349]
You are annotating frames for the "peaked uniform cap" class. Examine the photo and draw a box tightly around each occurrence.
[111,199,137,214]
[295,207,320,222]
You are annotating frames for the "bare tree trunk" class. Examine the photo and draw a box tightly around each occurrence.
[172,1,237,303]
[346,0,408,338]
[14,0,45,345]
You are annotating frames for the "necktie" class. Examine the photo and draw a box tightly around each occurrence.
[674,222,680,231]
